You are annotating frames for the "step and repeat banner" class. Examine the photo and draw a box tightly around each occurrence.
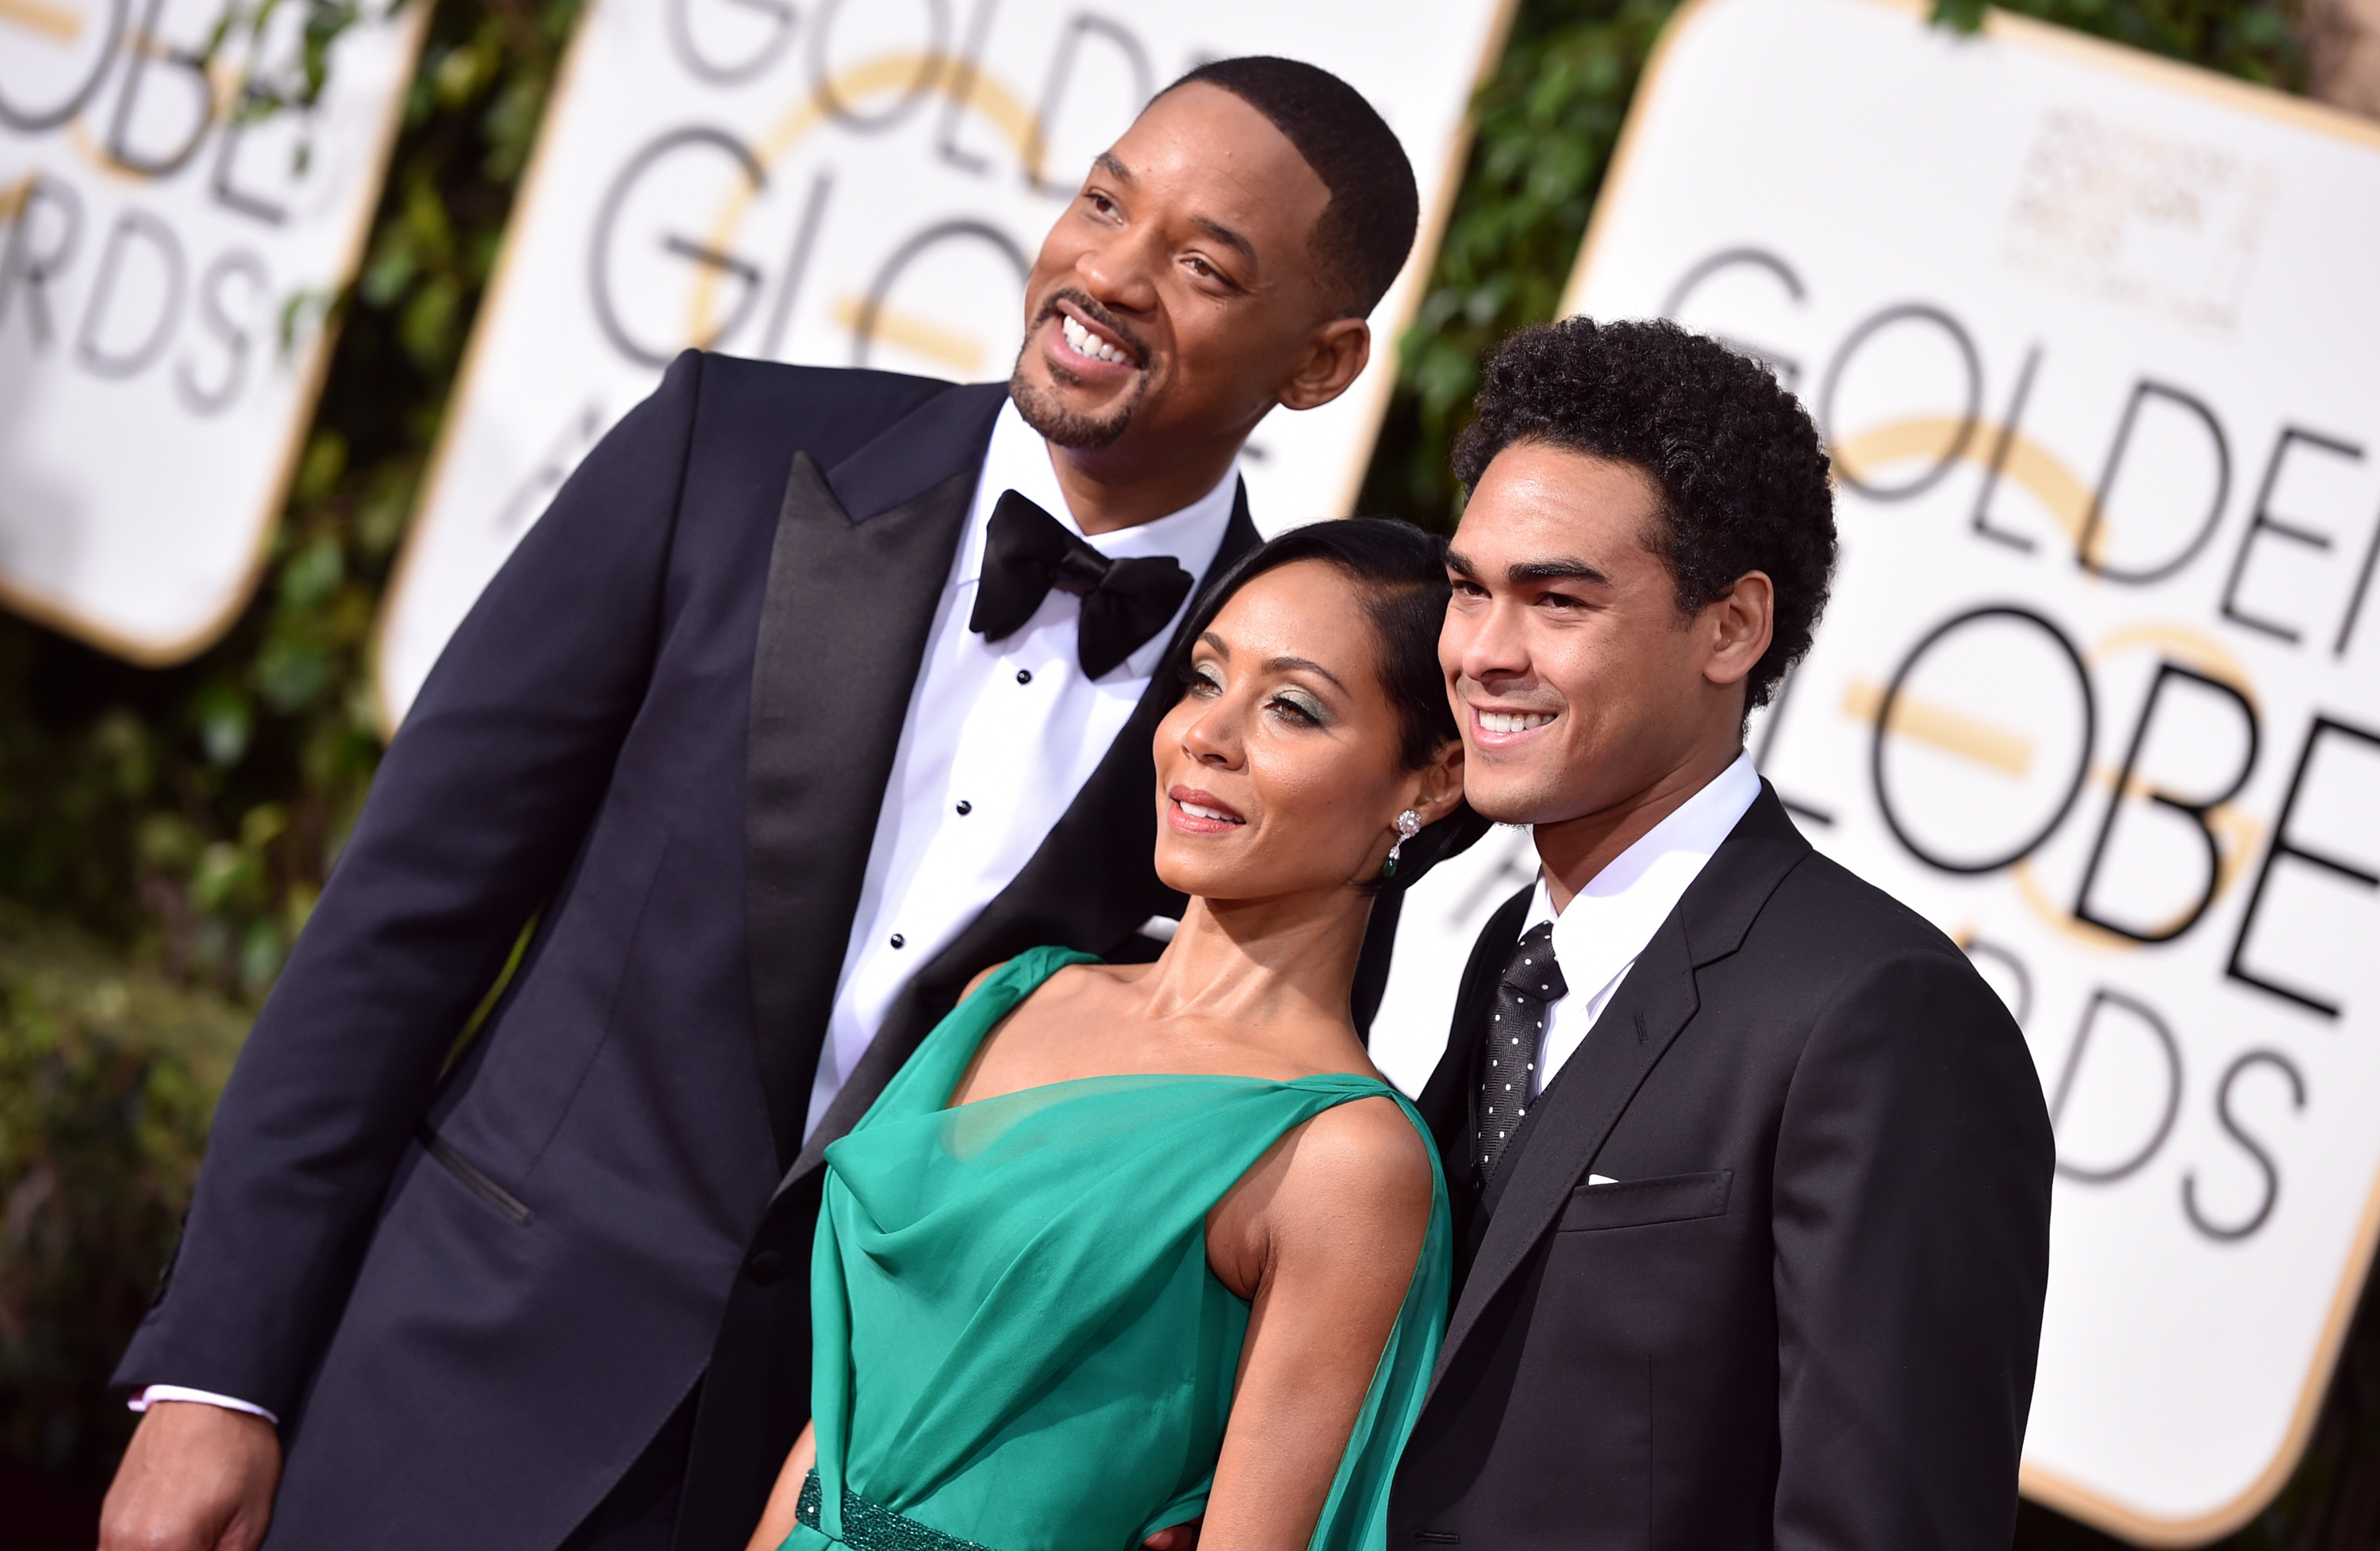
[370,0,1519,724]
[1376,0,2380,1541]
[21,0,2378,1533]
[0,0,423,661]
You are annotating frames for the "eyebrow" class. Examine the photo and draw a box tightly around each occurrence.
[1510,559,1610,585]
[1445,549,1611,587]
[1263,654,1347,693]
[1092,152,1252,274]
[1190,214,1257,267]
[1197,633,1348,693]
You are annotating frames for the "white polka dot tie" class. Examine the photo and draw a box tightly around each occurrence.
[1478,921,1567,1184]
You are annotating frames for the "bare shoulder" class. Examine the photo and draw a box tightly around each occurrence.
[1274,1096,1436,1239]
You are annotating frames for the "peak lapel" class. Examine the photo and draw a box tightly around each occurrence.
[1429,784,1813,1386]
[743,386,1004,1169]
[1435,927,1702,1376]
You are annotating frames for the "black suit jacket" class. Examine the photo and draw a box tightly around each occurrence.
[113,351,1264,1551]
[1390,785,2055,1551]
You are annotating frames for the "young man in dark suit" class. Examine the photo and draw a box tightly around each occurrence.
[1392,317,2056,1549]
[100,58,1418,1551]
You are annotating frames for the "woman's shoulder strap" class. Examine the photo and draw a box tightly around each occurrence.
[935,944,1099,1059]
[967,944,1097,1007]
[852,946,1100,1131]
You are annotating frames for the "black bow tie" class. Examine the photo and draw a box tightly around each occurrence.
[969,490,1193,680]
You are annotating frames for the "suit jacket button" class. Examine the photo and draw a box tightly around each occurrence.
[746,1248,790,1286]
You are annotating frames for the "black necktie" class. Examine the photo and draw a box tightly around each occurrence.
[1478,921,1567,1186]
[969,490,1193,680]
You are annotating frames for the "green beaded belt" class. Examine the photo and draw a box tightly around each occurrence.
[796,1470,1001,1551]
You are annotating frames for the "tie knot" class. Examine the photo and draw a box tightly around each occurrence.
[1499,920,1567,1003]
[969,489,1192,680]
[1050,543,1112,596]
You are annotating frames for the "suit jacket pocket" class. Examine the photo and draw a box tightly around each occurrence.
[416,1123,534,1226]
[1557,1169,1732,1231]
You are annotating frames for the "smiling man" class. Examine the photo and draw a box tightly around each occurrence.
[102,58,1416,1551]
[1393,317,2055,1549]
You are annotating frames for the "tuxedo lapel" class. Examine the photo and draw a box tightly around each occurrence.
[782,481,1264,1183]
[743,383,1006,1168]
[1430,785,1813,1387]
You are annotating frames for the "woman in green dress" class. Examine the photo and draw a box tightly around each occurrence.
[746,519,1481,1551]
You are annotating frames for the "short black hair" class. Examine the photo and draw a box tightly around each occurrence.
[1169,516,1488,893]
[1453,317,1837,712]
[1163,56,1418,319]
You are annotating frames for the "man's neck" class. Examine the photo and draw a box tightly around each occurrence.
[1046,433,1243,536]
[1534,740,1745,913]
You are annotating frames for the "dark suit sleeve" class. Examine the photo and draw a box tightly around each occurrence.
[113,352,708,1417]
[1769,946,2055,1551]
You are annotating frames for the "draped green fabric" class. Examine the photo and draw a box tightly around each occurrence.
[782,945,1451,1551]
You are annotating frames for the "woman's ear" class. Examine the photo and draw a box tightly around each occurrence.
[1405,738,1467,827]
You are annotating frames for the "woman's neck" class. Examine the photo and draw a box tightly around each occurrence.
[1134,886,1376,1037]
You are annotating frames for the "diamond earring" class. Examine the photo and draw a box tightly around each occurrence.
[1382,809,1422,879]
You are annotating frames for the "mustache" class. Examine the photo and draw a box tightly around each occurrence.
[1032,288,1150,365]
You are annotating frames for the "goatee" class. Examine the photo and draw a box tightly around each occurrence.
[1011,295,1151,451]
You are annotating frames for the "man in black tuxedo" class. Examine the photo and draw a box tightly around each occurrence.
[100,58,1419,1551]
[1391,318,2056,1549]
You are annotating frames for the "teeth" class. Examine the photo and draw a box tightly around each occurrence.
[1061,313,1129,365]
[1480,711,1555,734]
[1180,800,1241,823]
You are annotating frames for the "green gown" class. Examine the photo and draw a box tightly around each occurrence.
[783,945,1452,1551]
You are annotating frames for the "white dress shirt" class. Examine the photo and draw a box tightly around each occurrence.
[136,397,1239,1422]
[807,398,1238,1135]
[1521,752,1762,1096]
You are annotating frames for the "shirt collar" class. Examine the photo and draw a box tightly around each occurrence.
[1523,751,1764,989]
[959,397,1238,576]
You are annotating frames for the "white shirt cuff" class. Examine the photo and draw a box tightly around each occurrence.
[128,1385,279,1426]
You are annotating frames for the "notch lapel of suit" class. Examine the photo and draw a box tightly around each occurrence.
[1435,925,1702,1377]
[1429,783,1814,1384]
[743,385,1004,1169]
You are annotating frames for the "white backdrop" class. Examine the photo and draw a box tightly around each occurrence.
[1374,0,2380,1541]
[0,0,422,661]
[371,0,1518,724]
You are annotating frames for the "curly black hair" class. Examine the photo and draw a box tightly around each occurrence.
[1451,317,1837,712]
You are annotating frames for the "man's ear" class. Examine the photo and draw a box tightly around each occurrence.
[1701,570,1775,689]
[1276,318,1371,413]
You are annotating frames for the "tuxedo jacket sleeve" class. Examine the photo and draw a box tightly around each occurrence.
[112,353,949,1418]
[1767,939,2051,1549]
